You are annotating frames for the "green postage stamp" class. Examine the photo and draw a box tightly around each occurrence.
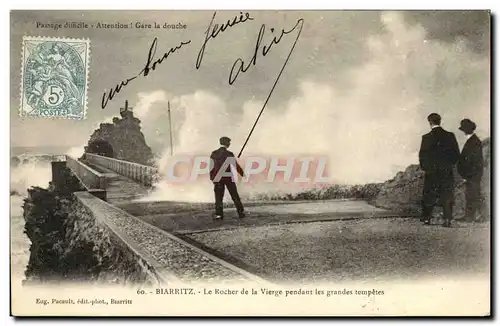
[20,36,90,119]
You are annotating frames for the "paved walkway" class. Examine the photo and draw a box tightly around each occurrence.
[89,160,399,235]
[187,217,491,283]
[136,200,397,234]
[84,161,151,205]
[76,192,265,284]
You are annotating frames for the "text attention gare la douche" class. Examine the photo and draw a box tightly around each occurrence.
[36,21,187,30]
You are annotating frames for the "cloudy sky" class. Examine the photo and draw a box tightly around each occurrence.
[10,10,490,183]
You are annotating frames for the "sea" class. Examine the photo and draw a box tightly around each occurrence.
[10,145,73,285]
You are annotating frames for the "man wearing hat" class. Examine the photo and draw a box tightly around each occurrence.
[209,136,245,220]
[419,113,460,227]
[457,118,484,222]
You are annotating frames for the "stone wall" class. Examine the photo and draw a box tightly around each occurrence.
[65,156,107,190]
[69,192,165,285]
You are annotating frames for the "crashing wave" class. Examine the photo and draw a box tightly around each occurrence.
[10,154,55,197]
[11,153,65,168]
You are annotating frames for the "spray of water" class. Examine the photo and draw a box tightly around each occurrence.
[11,159,52,197]
[127,13,489,202]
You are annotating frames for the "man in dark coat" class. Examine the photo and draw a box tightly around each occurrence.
[209,136,245,220]
[418,113,460,227]
[457,119,484,222]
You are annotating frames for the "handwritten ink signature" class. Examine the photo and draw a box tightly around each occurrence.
[229,19,304,157]
[101,37,191,109]
[196,11,254,70]
[229,20,304,85]
[101,9,304,130]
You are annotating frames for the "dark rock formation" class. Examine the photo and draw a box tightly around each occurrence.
[22,169,91,282]
[481,138,491,217]
[371,165,426,214]
[85,139,114,158]
[22,165,155,285]
[83,111,154,165]
[374,137,491,218]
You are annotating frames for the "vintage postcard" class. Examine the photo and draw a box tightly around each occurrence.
[10,10,491,316]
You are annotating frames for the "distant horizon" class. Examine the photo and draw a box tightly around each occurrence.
[10,131,493,162]
[11,145,76,157]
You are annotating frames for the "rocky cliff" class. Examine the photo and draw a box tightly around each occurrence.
[23,169,91,282]
[83,111,154,165]
[373,137,491,219]
[22,165,158,285]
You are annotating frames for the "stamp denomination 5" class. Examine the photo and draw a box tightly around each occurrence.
[20,36,90,119]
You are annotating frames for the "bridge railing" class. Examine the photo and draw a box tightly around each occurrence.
[84,153,158,187]
[66,155,107,190]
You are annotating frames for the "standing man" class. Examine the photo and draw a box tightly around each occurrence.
[209,136,245,220]
[419,113,460,227]
[457,119,484,222]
